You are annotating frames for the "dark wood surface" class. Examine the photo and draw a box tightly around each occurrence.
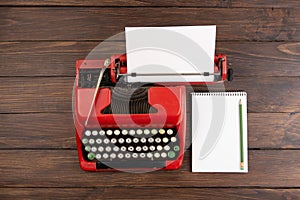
[0,1,299,199]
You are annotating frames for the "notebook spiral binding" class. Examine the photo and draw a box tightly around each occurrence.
[191,90,247,96]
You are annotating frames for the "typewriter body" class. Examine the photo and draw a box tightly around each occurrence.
[74,53,232,172]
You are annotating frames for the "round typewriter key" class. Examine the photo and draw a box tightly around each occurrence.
[126,153,132,158]
[142,146,148,151]
[107,130,113,136]
[122,129,128,135]
[118,138,125,144]
[85,145,91,152]
[104,138,110,144]
[99,130,105,136]
[136,146,142,152]
[154,152,160,158]
[113,146,120,152]
[98,146,104,152]
[118,153,124,159]
[140,153,146,158]
[168,151,175,159]
[136,129,143,135]
[96,138,102,144]
[114,130,120,135]
[128,146,134,151]
[147,153,153,158]
[149,145,155,151]
[89,138,95,145]
[164,145,170,151]
[95,154,101,160]
[133,138,139,143]
[151,129,158,135]
[167,129,173,135]
[144,129,150,135]
[159,129,165,134]
[82,138,88,145]
[129,130,135,136]
[87,153,95,160]
[92,130,98,136]
[140,138,146,143]
[163,137,169,143]
[111,138,117,144]
[110,153,116,159]
[174,145,180,151]
[106,146,111,152]
[156,145,163,151]
[91,146,97,152]
[171,137,177,143]
[120,146,126,151]
[126,138,132,144]
[155,137,161,143]
[161,152,167,158]
[85,130,91,136]
[148,137,154,143]
[103,153,109,159]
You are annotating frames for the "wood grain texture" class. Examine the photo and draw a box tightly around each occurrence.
[0,0,229,7]
[0,150,299,187]
[1,188,300,200]
[1,77,299,113]
[1,113,299,149]
[1,41,300,77]
[0,7,299,41]
[232,0,300,8]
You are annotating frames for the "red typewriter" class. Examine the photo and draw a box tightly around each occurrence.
[74,54,232,171]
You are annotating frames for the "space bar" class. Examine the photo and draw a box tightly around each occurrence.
[96,160,166,169]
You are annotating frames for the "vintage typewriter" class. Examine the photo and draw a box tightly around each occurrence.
[74,53,233,171]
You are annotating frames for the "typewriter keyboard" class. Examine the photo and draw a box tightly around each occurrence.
[81,128,181,164]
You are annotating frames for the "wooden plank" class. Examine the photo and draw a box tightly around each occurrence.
[0,77,299,113]
[1,41,300,77]
[0,8,299,41]
[0,150,299,187]
[0,0,229,7]
[1,113,299,149]
[232,0,300,8]
[1,188,300,200]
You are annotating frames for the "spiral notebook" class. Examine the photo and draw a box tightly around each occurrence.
[192,91,248,173]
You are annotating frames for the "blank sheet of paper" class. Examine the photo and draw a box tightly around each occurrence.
[125,26,216,82]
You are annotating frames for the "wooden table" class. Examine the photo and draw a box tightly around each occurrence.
[0,1,299,199]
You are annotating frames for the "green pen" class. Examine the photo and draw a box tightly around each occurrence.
[239,99,244,170]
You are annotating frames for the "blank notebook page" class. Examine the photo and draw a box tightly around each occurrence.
[192,92,248,173]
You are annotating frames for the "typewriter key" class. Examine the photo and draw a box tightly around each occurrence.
[126,138,132,144]
[107,130,113,136]
[149,145,155,151]
[142,146,148,151]
[85,130,91,136]
[154,152,160,158]
[118,138,125,144]
[137,129,143,135]
[159,129,165,134]
[95,154,101,160]
[82,138,88,145]
[110,153,116,159]
[133,138,139,143]
[147,153,153,158]
[103,153,109,159]
[128,146,134,151]
[120,146,126,151]
[163,137,169,143]
[92,130,98,136]
[106,146,111,152]
[118,153,124,159]
[96,138,102,144]
[167,129,173,135]
[87,152,95,160]
[164,145,170,151]
[151,129,158,135]
[122,129,128,135]
[114,130,120,135]
[140,138,146,143]
[99,130,105,136]
[136,146,142,152]
[174,145,180,151]
[168,151,175,159]
[89,139,95,145]
[126,153,132,158]
[157,145,163,151]
[104,138,110,144]
[111,138,117,144]
[140,153,146,158]
[155,137,161,143]
[85,146,91,152]
[113,146,120,152]
[98,146,104,152]
[161,152,167,158]
[144,129,150,135]
[148,137,154,143]
[129,130,135,136]
[171,137,177,142]
[91,146,97,152]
